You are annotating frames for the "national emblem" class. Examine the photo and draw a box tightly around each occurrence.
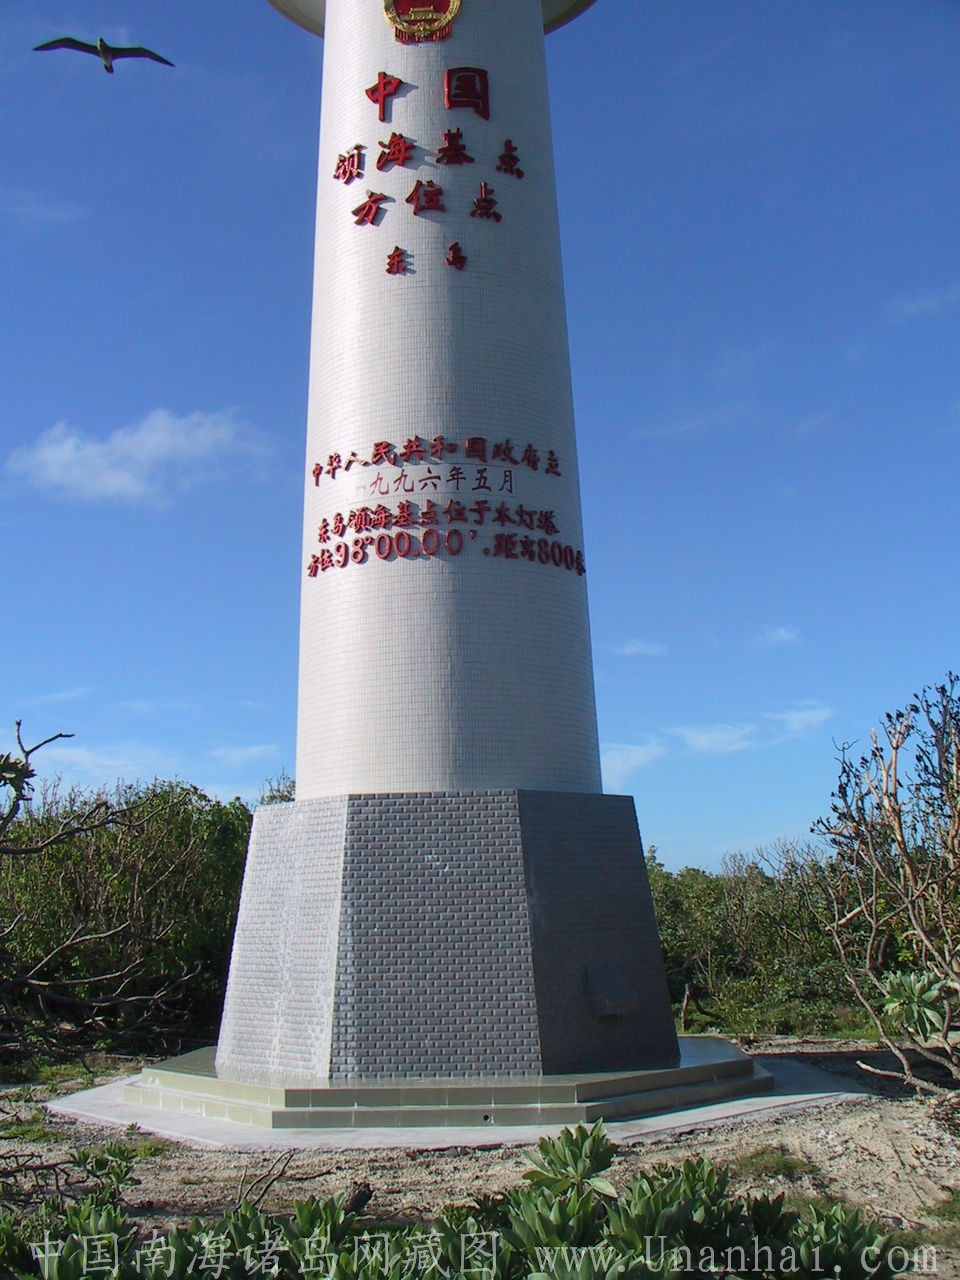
[384,0,461,43]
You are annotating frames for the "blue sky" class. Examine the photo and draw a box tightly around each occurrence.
[2,0,958,869]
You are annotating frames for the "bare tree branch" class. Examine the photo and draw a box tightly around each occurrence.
[0,722,141,856]
[811,675,960,1091]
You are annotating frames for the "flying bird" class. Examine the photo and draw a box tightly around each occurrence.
[33,36,174,74]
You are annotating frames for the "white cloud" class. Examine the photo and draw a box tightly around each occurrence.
[209,744,279,769]
[6,408,265,504]
[120,698,197,716]
[886,282,960,324]
[24,687,92,706]
[600,741,666,790]
[663,700,832,757]
[766,704,834,736]
[669,723,755,755]
[615,639,667,658]
[709,340,775,387]
[634,406,745,439]
[757,624,801,648]
[0,186,86,226]
[40,741,178,783]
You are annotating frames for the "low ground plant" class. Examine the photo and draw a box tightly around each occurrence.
[0,1121,911,1278]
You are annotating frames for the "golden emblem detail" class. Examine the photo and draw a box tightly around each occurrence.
[384,0,461,43]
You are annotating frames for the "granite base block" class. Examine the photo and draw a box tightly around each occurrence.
[215,790,679,1084]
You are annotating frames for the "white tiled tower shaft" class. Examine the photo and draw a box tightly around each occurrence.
[294,0,602,797]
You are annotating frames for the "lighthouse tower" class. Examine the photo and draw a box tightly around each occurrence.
[214,0,681,1089]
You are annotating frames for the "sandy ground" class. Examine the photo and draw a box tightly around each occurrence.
[3,1042,960,1274]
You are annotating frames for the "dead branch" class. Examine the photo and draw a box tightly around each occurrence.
[0,1151,86,1210]
[1,722,143,856]
[235,1152,297,1211]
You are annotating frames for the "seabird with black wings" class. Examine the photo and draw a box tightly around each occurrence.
[33,36,173,73]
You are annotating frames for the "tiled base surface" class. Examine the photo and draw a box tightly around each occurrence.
[123,1037,772,1130]
[216,790,679,1083]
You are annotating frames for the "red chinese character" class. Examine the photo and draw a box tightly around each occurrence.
[444,499,467,522]
[492,533,519,559]
[371,504,393,529]
[386,245,408,275]
[394,499,419,526]
[307,554,321,577]
[366,72,402,123]
[333,143,364,184]
[317,549,335,572]
[430,435,456,460]
[470,499,490,525]
[493,503,515,526]
[464,437,487,462]
[377,132,415,171]
[521,443,540,470]
[399,436,425,463]
[492,439,518,464]
[419,469,441,491]
[344,450,367,470]
[332,512,347,538]
[420,500,439,524]
[352,191,388,226]
[514,505,535,530]
[405,179,445,215]
[496,139,524,179]
[369,473,391,495]
[350,507,373,533]
[499,468,514,494]
[519,537,537,561]
[470,181,501,222]
[318,518,331,542]
[537,510,558,535]
[546,450,561,476]
[445,241,467,270]
[447,465,466,489]
[472,467,491,491]
[393,471,415,493]
[371,440,396,466]
[312,462,322,486]
[435,127,474,165]
[325,452,342,478]
[444,67,490,119]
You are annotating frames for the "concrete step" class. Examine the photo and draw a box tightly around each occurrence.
[582,1064,774,1123]
[123,1048,773,1130]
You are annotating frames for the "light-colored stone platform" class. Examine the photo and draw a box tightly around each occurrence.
[38,1036,871,1149]
[47,1049,866,1151]
[121,1036,768,1131]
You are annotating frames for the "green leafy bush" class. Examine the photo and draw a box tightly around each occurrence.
[881,970,946,1041]
[522,1121,618,1198]
[0,781,250,1063]
[645,850,854,1038]
[794,1201,899,1280]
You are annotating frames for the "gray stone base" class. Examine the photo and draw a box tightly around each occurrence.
[124,1039,772,1130]
[215,791,679,1084]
